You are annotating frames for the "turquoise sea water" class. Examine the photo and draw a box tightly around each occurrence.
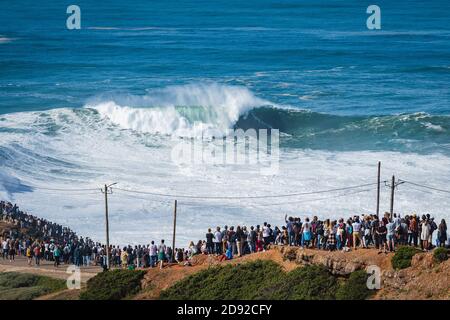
[1,1,450,152]
[0,1,449,244]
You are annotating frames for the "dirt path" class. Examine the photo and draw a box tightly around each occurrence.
[0,256,102,283]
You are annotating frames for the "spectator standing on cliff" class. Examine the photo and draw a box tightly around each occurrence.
[376,218,388,254]
[285,215,294,246]
[33,244,41,266]
[420,218,431,252]
[8,240,15,262]
[256,225,264,252]
[248,226,257,253]
[327,221,336,251]
[336,219,345,250]
[53,245,61,267]
[242,226,249,254]
[121,247,128,269]
[315,221,324,249]
[158,240,166,269]
[26,246,32,265]
[345,219,353,249]
[386,219,396,252]
[213,227,222,255]
[362,216,371,248]
[428,217,437,249]
[235,226,244,257]
[293,218,302,247]
[221,226,229,254]
[205,228,214,255]
[301,218,312,249]
[2,238,9,260]
[437,219,447,247]
[228,226,237,255]
[408,214,419,247]
[352,217,362,250]
[149,241,158,267]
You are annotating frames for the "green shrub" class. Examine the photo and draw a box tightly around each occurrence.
[269,264,338,300]
[336,270,373,300]
[0,272,66,300]
[161,261,340,300]
[35,276,66,292]
[433,247,449,263]
[160,260,284,300]
[391,246,421,270]
[0,286,48,300]
[0,272,40,288]
[80,269,145,300]
[159,259,381,300]
[286,265,337,300]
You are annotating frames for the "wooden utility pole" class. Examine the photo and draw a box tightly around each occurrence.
[376,161,381,218]
[103,184,110,270]
[389,175,395,220]
[172,200,177,262]
[385,176,404,220]
[101,182,117,270]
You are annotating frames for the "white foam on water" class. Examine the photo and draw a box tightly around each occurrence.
[86,83,272,137]
[0,35,16,44]
[423,122,445,132]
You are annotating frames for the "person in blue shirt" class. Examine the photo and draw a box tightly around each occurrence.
[225,246,233,260]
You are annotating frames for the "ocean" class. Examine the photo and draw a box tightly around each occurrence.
[0,0,449,245]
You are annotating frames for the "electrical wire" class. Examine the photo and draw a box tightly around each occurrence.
[113,181,383,200]
[400,179,450,194]
[0,180,98,192]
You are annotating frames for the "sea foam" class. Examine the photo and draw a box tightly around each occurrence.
[86,83,272,137]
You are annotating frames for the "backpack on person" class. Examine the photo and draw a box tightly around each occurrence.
[430,221,437,232]
[316,224,324,236]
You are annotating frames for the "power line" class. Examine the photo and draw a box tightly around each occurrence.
[400,179,450,194]
[113,181,383,200]
[250,188,373,207]
[398,184,434,195]
[0,180,98,192]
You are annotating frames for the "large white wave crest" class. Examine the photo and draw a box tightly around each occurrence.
[85,83,272,136]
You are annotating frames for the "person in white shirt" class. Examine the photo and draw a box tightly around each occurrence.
[420,219,431,252]
[149,241,158,268]
[352,219,362,250]
[2,239,9,259]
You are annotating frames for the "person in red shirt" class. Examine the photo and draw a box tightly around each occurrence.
[33,244,41,266]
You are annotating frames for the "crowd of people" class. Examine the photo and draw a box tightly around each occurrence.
[1,200,448,271]
[202,213,448,261]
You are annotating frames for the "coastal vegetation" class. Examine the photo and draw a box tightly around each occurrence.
[0,272,66,300]
[391,246,421,270]
[80,269,145,300]
[159,260,371,300]
[433,247,449,263]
